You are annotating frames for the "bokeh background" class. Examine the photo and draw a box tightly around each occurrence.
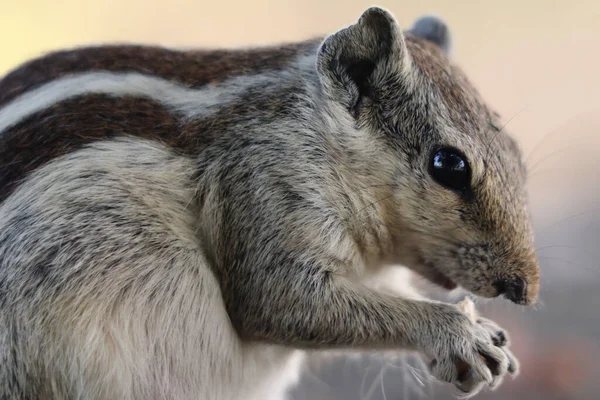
[2,0,599,399]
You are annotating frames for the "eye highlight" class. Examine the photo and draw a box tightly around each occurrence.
[429,147,471,192]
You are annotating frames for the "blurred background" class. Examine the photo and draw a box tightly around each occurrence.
[2,0,599,399]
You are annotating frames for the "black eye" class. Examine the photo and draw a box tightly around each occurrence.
[429,148,471,191]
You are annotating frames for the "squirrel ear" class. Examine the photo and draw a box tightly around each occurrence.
[409,15,452,55]
[316,7,412,112]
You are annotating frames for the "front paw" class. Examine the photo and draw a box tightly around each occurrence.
[424,298,518,397]
[473,315,519,378]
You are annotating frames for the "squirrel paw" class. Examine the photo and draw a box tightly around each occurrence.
[425,298,519,398]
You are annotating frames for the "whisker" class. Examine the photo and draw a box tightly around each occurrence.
[527,165,589,180]
[380,365,388,400]
[537,255,598,273]
[526,143,586,176]
[523,114,584,166]
[538,255,589,266]
[362,365,380,400]
[484,103,532,162]
[360,362,377,400]
[535,244,597,261]
[536,244,586,252]
[300,363,334,392]
[535,207,600,235]
[344,193,396,222]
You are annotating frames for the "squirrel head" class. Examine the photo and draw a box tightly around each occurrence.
[316,7,540,305]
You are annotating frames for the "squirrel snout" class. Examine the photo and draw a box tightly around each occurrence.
[493,277,530,305]
[492,251,540,305]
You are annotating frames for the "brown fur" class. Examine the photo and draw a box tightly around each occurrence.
[405,35,490,132]
[0,40,321,107]
[0,96,192,203]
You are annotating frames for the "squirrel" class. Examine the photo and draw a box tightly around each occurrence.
[0,7,540,400]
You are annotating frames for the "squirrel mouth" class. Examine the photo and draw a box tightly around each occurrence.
[418,261,458,291]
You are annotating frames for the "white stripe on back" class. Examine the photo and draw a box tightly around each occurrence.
[0,71,273,134]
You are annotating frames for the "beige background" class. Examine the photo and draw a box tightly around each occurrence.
[2,1,599,399]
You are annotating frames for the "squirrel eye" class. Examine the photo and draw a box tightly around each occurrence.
[429,148,471,192]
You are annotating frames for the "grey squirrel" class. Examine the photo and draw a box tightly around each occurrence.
[0,7,539,399]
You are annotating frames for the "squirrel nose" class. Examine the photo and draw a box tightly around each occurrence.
[494,277,528,304]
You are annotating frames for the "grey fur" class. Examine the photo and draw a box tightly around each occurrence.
[0,6,539,399]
